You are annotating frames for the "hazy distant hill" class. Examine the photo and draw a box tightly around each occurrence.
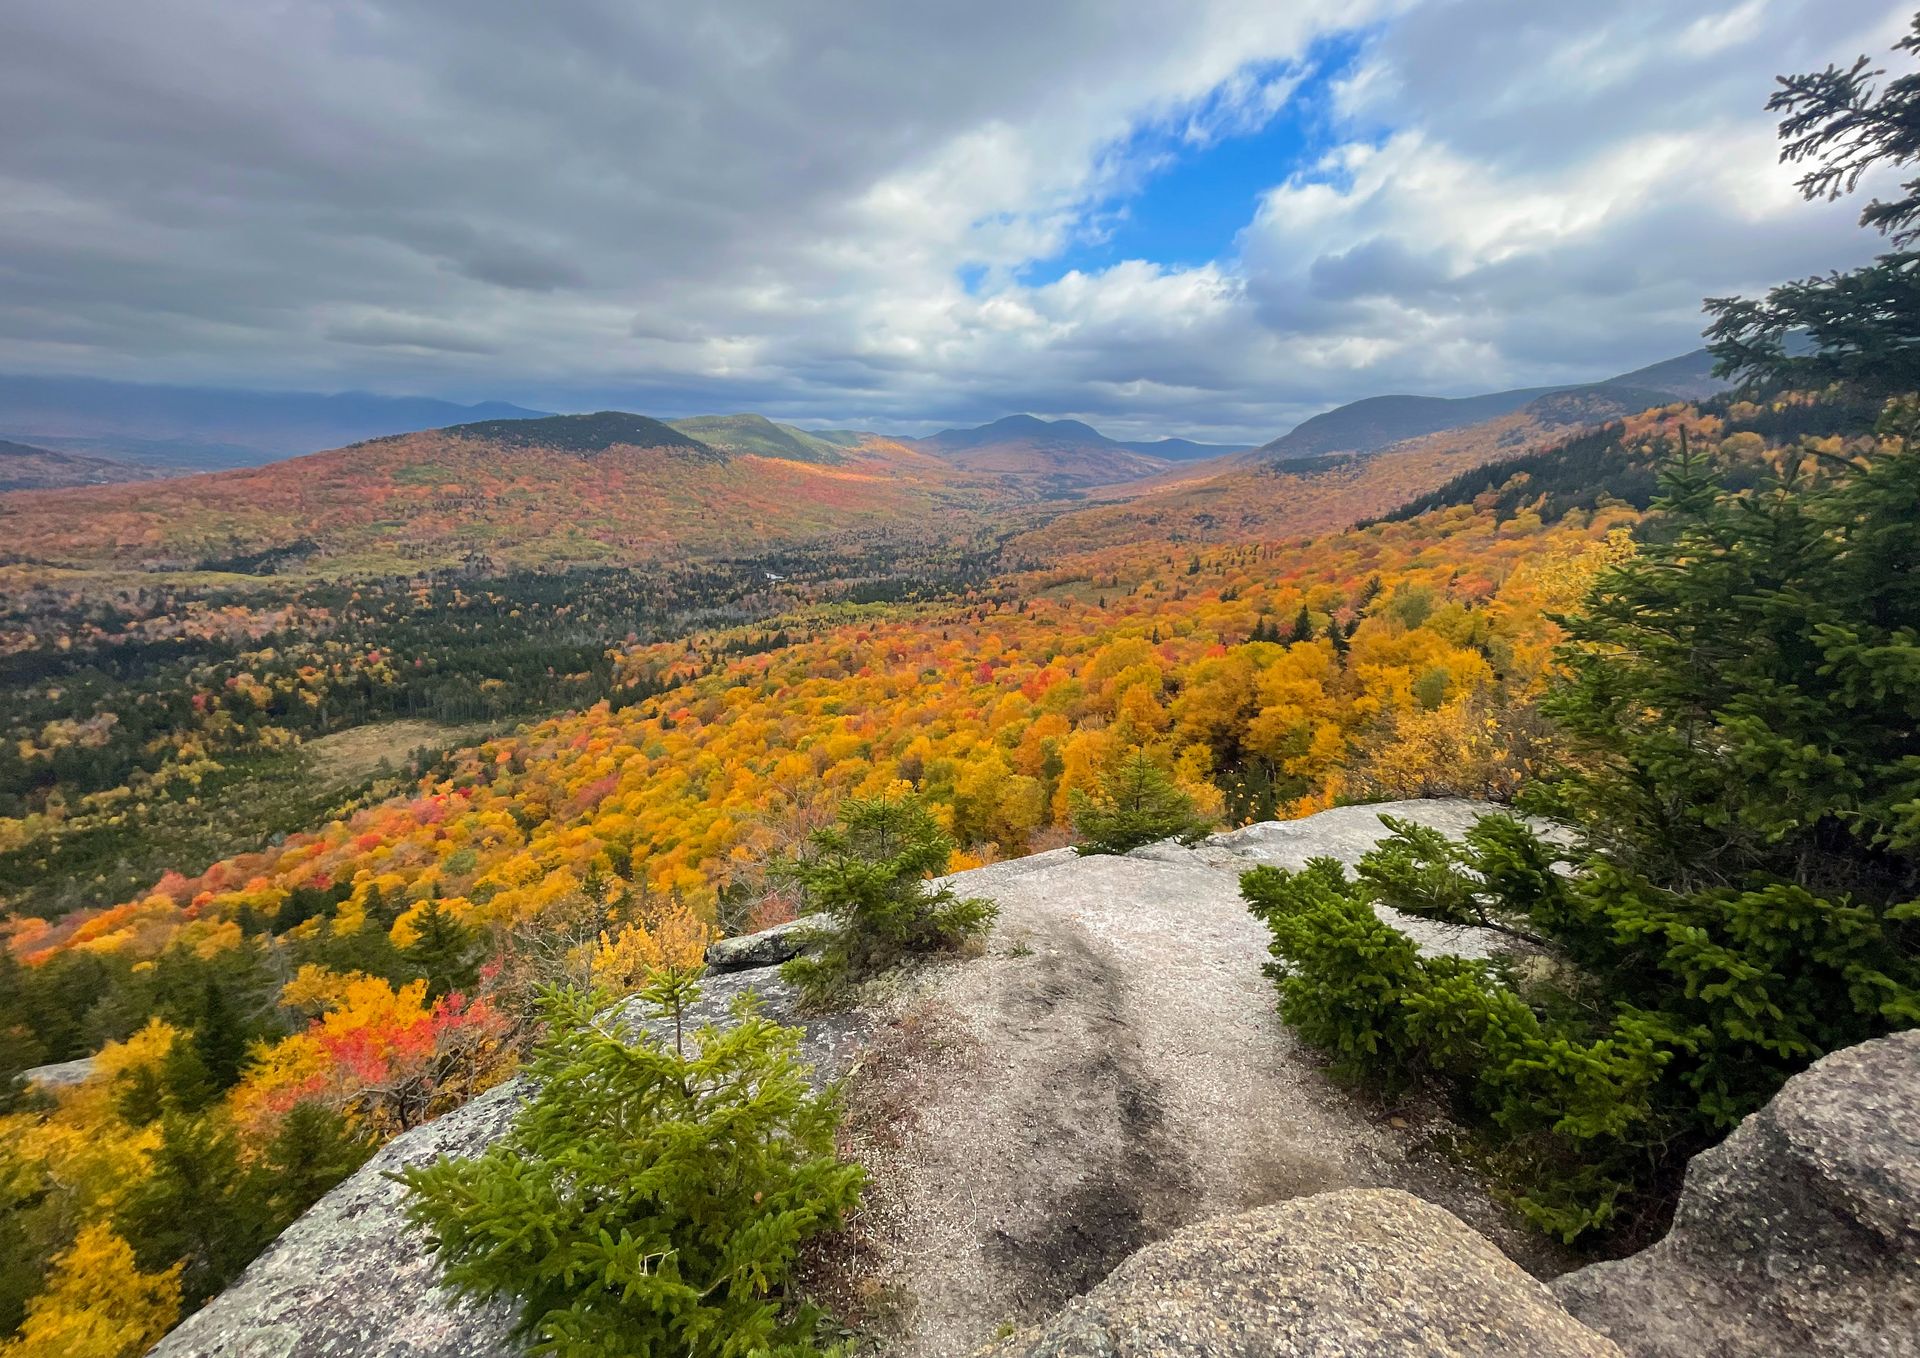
[912,414,1175,490]
[1115,435,1252,461]
[666,414,850,464]
[1254,348,1727,463]
[0,438,165,492]
[0,373,550,470]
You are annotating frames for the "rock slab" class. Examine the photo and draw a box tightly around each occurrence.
[1554,1028,1920,1358]
[703,912,829,970]
[978,1188,1621,1358]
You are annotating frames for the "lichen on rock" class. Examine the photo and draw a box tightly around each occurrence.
[1554,1029,1920,1358]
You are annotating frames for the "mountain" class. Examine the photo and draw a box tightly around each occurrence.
[1602,347,1728,401]
[0,411,973,576]
[439,410,718,459]
[1024,353,1730,560]
[1253,348,1728,463]
[1114,436,1252,461]
[911,414,1172,490]
[1257,387,1565,463]
[0,373,550,470]
[666,414,850,464]
[0,438,164,492]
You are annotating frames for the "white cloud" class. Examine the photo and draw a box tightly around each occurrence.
[0,0,1909,442]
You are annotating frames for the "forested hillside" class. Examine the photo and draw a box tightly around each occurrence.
[0,415,991,578]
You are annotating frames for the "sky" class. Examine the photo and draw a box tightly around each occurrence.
[0,0,1911,443]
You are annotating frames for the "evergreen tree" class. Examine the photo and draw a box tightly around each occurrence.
[191,984,248,1092]
[115,1113,272,1308]
[0,952,47,1114]
[778,795,997,1006]
[1708,19,1920,393]
[113,1064,167,1127]
[158,1037,217,1114]
[397,980,863,1358]
[1069,749,1214,856]
[1246,427,1920,1241]
[261,1102,373,1228]
[404,898,479,999]
[1772,13,1920,245]
[1540,419,1920,900]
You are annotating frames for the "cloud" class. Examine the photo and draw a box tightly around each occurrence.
[0,0,1910,442]
[323,313,499,355]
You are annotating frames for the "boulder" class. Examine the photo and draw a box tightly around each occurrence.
[16,1056,97,1089]
[149,968,867,1358]
[1554,1029,1920,1358]
[703,912,830,971]
[977,1188,1621,1358]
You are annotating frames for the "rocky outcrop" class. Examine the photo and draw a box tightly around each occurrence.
[149,799,1550,1358]
[16,1055,97,1089]
[148,969,868,1358]
[703,912,829,970]
[1554,1029,1920,1358]
[977,1189,1620,1358]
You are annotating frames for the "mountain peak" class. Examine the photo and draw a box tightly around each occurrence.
[442,411,721,459]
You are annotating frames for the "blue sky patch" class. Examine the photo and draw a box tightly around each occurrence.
[1020,29,1377,285]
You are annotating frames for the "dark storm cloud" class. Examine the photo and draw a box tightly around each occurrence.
[0,0,1910,443]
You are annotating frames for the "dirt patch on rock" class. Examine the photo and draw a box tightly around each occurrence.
[824,802,1571,1357]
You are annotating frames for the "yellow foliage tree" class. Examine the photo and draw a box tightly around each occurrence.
[0,1225,180,1358]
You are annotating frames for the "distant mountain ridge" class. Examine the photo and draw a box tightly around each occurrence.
[0,373,550,470]
[0,348,1719,486]
[909,414,1248,492]
[917,414,1242,461]
[0,411,978,576]
[1118,435,1253,461]
[1254,348,1726,463]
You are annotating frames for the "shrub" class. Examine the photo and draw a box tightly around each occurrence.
[1068,749,1213,855]
[1245,422,1920,1241]
[396,975,863,1358]
[779,795,996,1007]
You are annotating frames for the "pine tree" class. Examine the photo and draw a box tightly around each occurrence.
[191,984,248,1092]
[1069,749,1213,856]
[1707,19,1920,393]
[261,1102,373,1228]
[1246,425,1920,1242]
[114,1114,272,1308]
[113,1064,167,1127]
[159,1036,216,1113]
[404,898,478,999]
[778,795,997,1006]
[396,981,863,1358]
